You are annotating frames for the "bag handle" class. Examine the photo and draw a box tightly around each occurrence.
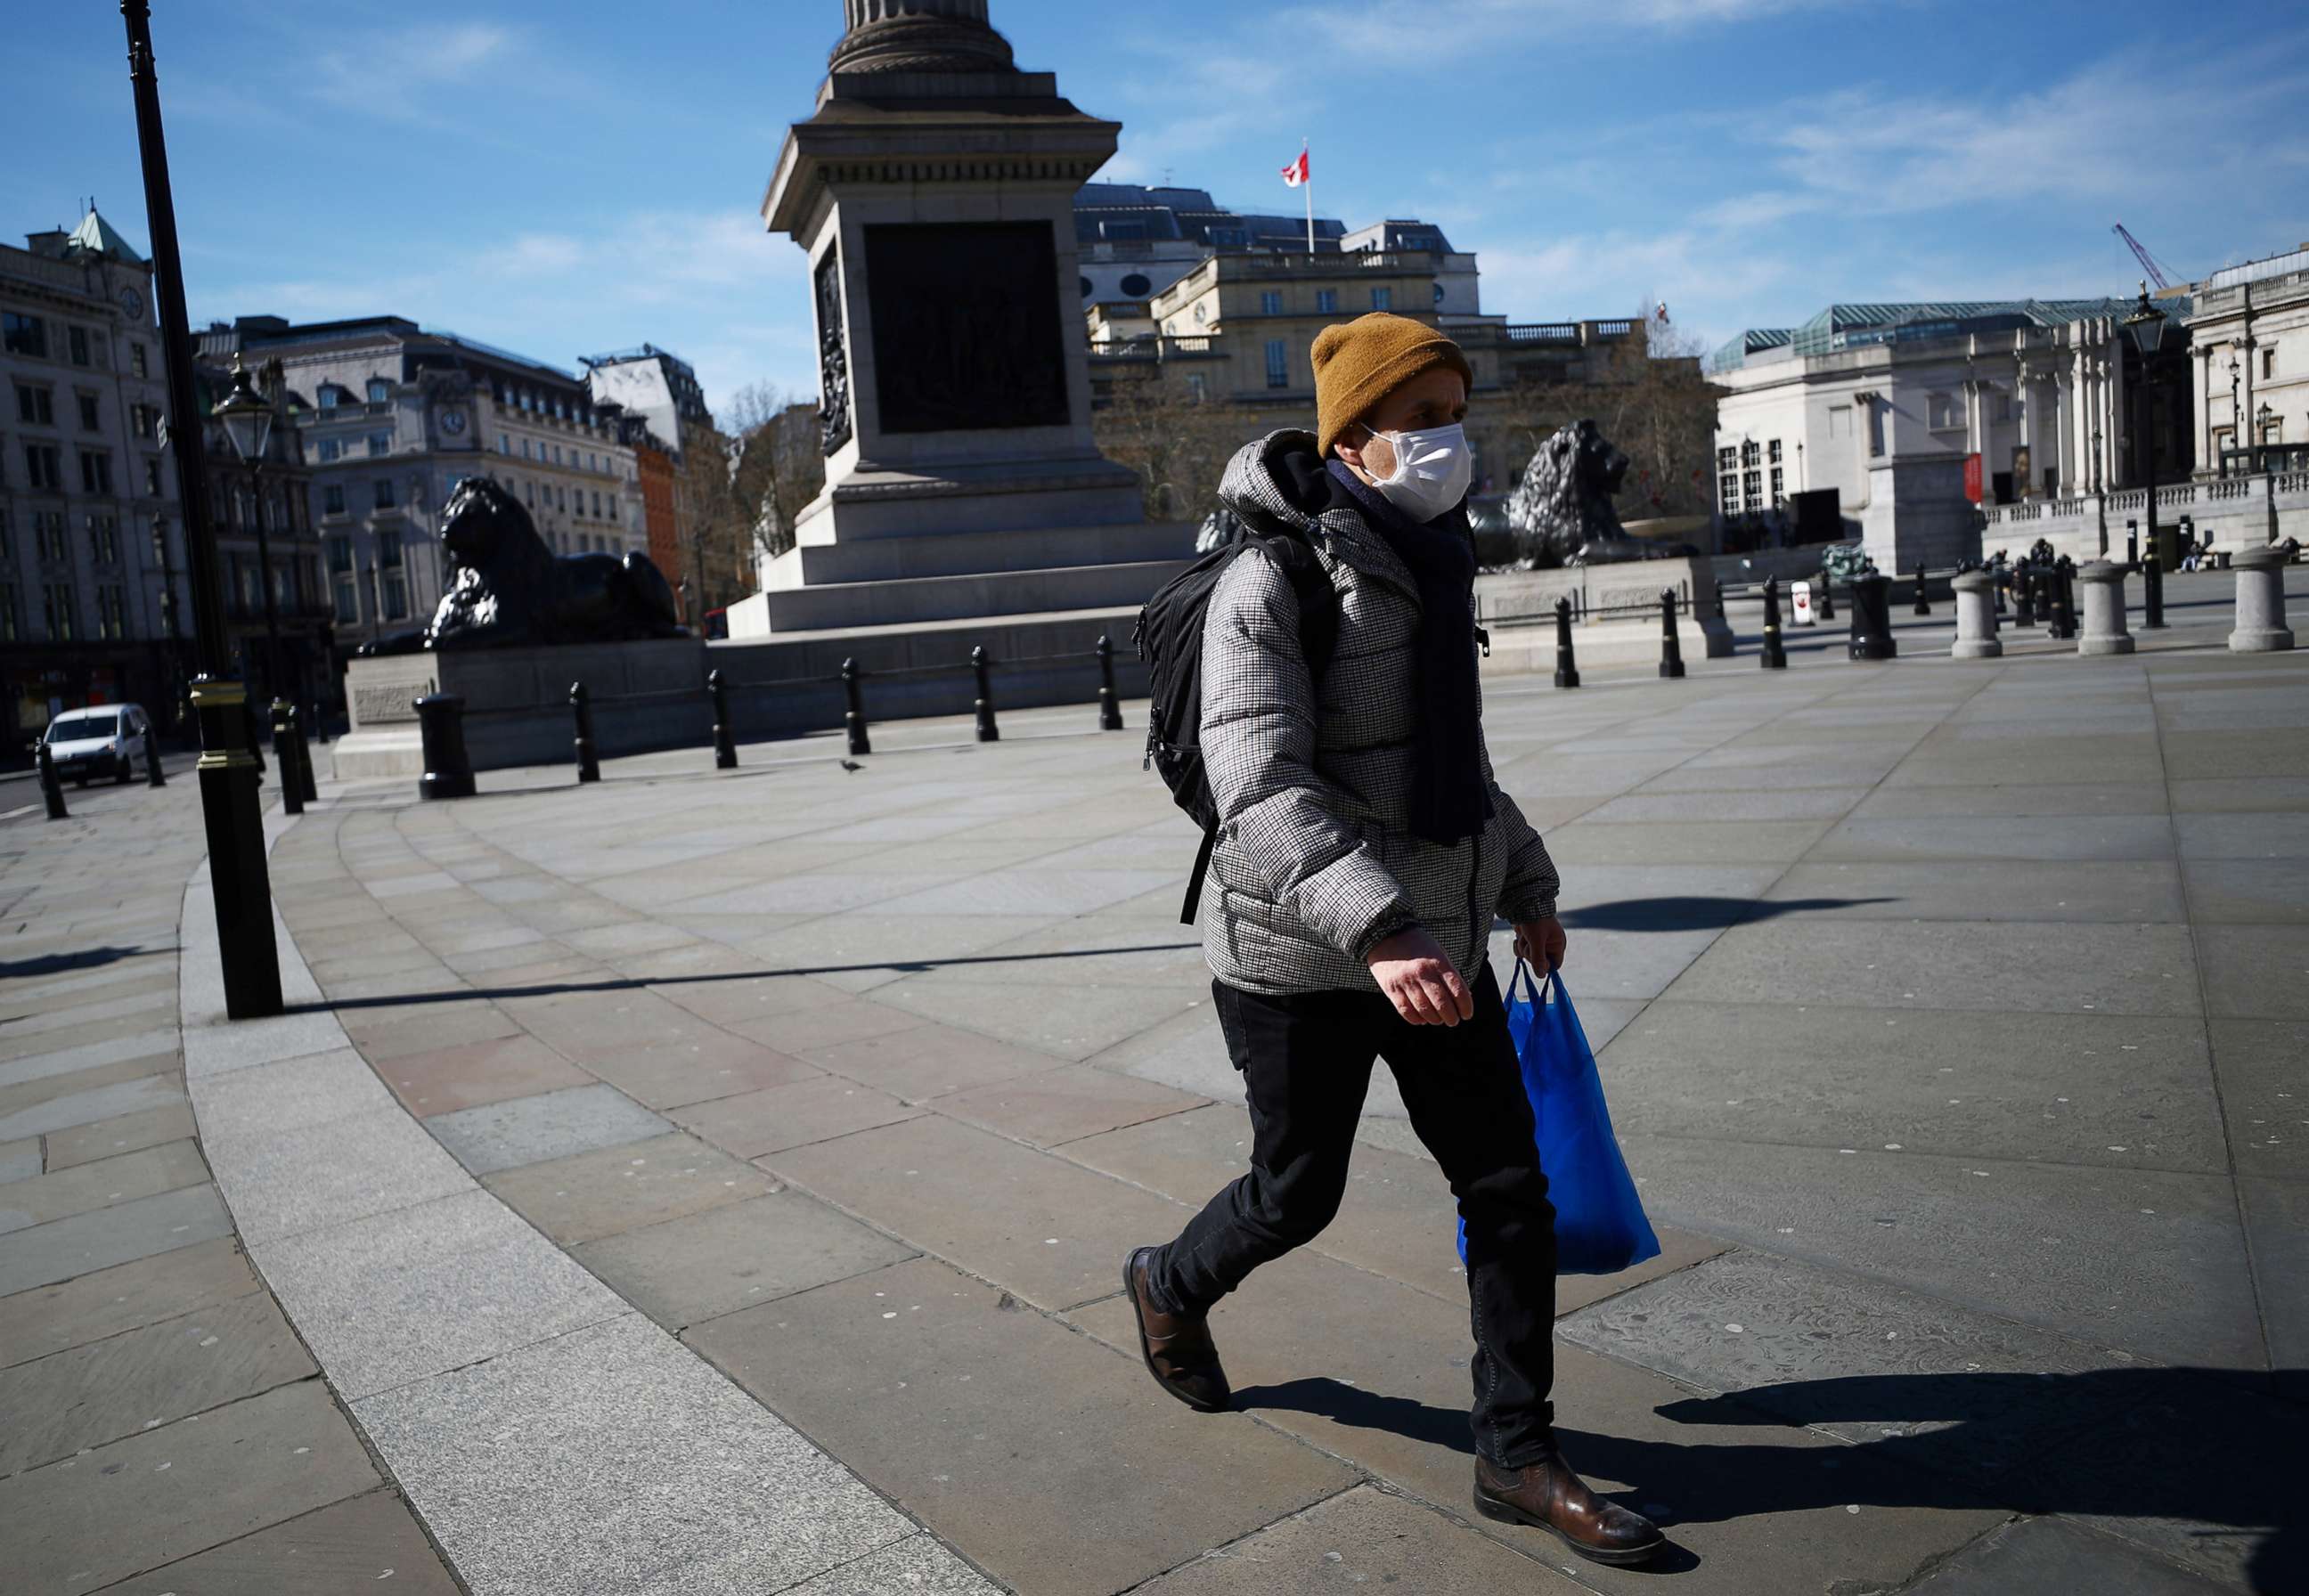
[1508,957,1550,1008]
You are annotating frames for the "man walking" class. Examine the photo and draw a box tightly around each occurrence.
[1125,313,1662,1568]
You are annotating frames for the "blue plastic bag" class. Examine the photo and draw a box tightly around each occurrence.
[1456,961,1660,1275]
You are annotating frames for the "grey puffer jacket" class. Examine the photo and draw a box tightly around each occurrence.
[1200,429,1560,996]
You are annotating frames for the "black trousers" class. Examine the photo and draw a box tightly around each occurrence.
[1150,961,1559,1468]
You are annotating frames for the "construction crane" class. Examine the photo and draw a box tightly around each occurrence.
[2112,222,2179,291]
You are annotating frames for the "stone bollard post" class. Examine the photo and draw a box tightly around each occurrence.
[2142,552,2166,630]
[36,741,69,820]
[972,647,1000,742]
[1913,561,1932,616]
[1552,596,1581,688]
[2229,547,2296,652]
[570,681,600,783]
[1848,572,1897,661]
[269,700,304,816]
[1951,569,2002,659]
[144,721,167,787]
[413,692,476,801]
[2048,558,2078,641]
[1760,578,1788,669]
[2077,561,2134,656]
[2033,565,2055,625]
[1657,589,1685,680]
[841,658,872,756]
[708,669,738,770]
[290,705,318,805]
[1096,634,1124,731]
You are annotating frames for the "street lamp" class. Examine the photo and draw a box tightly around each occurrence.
[119,0,280,1017]
[2120,282,2167,570]
[212,354,287,707]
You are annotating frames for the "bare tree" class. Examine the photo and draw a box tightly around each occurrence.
[669,385,828,614]
[1091,367,1255,524]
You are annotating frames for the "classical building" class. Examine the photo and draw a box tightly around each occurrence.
[1708,298,2188,567]
[2183,244,2309,477]
[199,316,646,661]
[582,345,716,615]
[1073,182,1348,312]
[1,208,191,751]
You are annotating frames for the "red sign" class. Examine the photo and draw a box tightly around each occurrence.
[1962,452,1983,503]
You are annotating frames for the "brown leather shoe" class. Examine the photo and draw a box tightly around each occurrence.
[1124,1247,1230,1413]
[1473,1454,1664,1567]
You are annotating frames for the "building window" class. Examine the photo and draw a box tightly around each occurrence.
[521,437,533,459]
[26,444,62,490]
[367,379,390,403]
[35,510,69,559]
[379,529,403,569]
[3,312,46,357]
[334,578,359,623]
[69,326,90,366]
[1927,391,1959,431]
[1265,338,1289,389]
[373,477,396,510]
[0,508,9,558]
[88,514,119,564]
[551,444,563,466]
[1742,468,1762,505]
[43,582,74,640]
[77,394,101,431]
[144,459,161,494]
[1370,287,1391,311]
[498,432,510,454]
[1260,290,1283,315]
[1828,405,1852,440]
[1992,390,2011,422]
[96,584,126,639]
[130,342,148,377]
[0,582,15,643]
[1769,466,1785,507]
[317,437,341,462]
[1767,438,1783,464]
[131,403,158,440]
[592,491,603,517]
[80,450,113,494]
[1316,289,1338,314]
[368,430,391,457]
[323,483,346,516]
[383,572,407,620]
[15,384,53,425]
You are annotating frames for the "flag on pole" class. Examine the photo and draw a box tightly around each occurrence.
[1655,302,1670,322]
[1280,147,1310,188]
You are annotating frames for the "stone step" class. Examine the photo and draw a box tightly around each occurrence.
[750,558,1192,632]
[768,521,1194,587]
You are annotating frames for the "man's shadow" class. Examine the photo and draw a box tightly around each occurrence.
[1235,1366,2300,1590]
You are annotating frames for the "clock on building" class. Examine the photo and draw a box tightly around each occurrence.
[118,285,144,319]
[440,409,468,436]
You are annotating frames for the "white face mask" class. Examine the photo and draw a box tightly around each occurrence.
[1362,421,1472,521]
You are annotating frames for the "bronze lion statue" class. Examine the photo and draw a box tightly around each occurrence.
[362,476,686,654]
[1505,419,1652,567]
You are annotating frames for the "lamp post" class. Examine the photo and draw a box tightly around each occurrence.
[2227,353,2241,476]
[2256,403,2276,470]
[119,0,281,1017]
[2121,282,2167,578]
[213,354,287,708]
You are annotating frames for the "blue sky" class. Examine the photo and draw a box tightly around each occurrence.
[6,1,2305,420]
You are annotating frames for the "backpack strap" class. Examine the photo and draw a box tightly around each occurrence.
[1178,819,1219,926]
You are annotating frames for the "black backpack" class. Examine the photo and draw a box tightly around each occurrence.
[1134,525,1341,924]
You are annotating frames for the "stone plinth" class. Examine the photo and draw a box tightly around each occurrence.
[2229,547,2296,652]
[2076,561,2134,656]
[1951,569,2002,659]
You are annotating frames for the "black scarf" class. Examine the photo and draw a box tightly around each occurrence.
[1326,460,1494,845]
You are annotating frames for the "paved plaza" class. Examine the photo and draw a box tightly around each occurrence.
[2,570,2304,1594]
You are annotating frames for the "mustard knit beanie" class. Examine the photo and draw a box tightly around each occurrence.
[1311,313,1473,459]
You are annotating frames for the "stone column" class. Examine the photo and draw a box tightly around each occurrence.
[2076,561,2134,656]
[1952,568,2002,659]
[2230,547,2296,652]
[2013,360,2035,497]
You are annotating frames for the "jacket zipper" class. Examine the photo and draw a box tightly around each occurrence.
[1465,830,1485,976]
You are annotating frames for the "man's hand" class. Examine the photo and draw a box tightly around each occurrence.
[1366,929,1473,1026]
[1513,916,1567,974]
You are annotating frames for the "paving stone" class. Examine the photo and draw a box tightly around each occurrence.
[2194,924,2309,1019]
[0,1028,180,1091]
[574,1191,917,1330]
[2181,858,2309,924]
[671,1075,921,1160]
[1131,1484,1583,1594]
[1538,819,1837,866]
[872,867,1179,918]
[1601,1002,2225,1172]
[0,1236,261,1369]
[0,1379,379,1594]
[1667,919,2202,1015]
[91,1486,463,1595]
[869,979,1210,1063]
[200,1101,473,1247]
[937,1064,1208,1147]
[766,1114,1191,1312]
[2237,1177,2309,1388]
[375,1032,594,1117]
[727,998,931,1054]
[2206,1020,2306,1183]
[686,1254,1355,1596]
[768,1533,1001,1596]
[0,1058,181,1141]
[424,1082,673,1175]
[337,998,524,1062]
[1580,787,1870,823]
[180,1006,347,1081]
[0,998,177,1062]
[1069,1249,2005,1594]
[249,1188,627,1399]
[0,1140,209,1233]
[653,970,855,1029]
[1845,780,2172,818]
[1757,859,2186,924]
[0,1291,315,1475]
[796,1019,1075,1103]
[0,1134,39,1182]
[40,1102,198,1170]
[354,1313,913,1596]
[483,1130,776,1245]
[1903,1516,2232,1595]
[0,1184,233,1297]
[577,1027,822,1112]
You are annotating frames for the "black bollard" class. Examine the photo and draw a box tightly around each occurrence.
[1760,578,1788,670]
[973,646,1000,742]
[1913,561,1931,616]
[413,692,476,801]
[2049,558,2077,641]
[241,697,266,778]
[2125,521,2139,568]
[1552,596,1580,688]
[1096,634,1124,731]
[1848,572,1898,661]
[36,742,69,820]
[270,700,304,816]
[2011,565,2036,628]
[570,681,600,783]
[841,658,872,757]
[1657,589,1685,680]
[143,720,167,787]
[1815,575,1835,623]
[2142,550,2166,630]
[310,700,329,745]
[708,668,738,770]
[290,705,317,806]
[2032,565,2054,624]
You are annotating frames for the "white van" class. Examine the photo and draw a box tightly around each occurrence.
[41,705,151,786]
